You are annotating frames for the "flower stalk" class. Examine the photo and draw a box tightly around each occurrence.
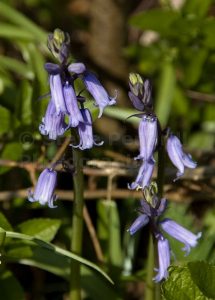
[69,146,84,300]
[145,235,155,300]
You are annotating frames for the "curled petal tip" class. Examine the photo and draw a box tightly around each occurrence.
[98,107,104,118]
[94,140,104,146]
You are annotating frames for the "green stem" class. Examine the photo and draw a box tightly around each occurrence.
[69,147,84,300]
[155,138,166,300]
[145,234,155,300]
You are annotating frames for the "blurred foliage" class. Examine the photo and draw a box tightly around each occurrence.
[0,0,215,299]
[128,0,215,148]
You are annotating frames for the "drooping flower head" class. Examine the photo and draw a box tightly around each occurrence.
[153,235,171,283]
[83,71,116,118]
[128,158,155,190]
[160,218,202,256]
[42,29,116,142]
[44,63,67,115]
[39,100,68,140]
[128,185,201,282]
[28,168,57,208]
[71,108,104,150]
[135,114,158,161]
[128,187,167,235]
[166,134,197,180]
[63,82,84,127]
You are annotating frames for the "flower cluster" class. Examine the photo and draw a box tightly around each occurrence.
[128,73,197,189]
[28,29,116,208]
[127,73,200,282]
[128,190,201,282]
[40,29,116,145]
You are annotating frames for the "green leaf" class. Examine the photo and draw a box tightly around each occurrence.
[16,80,33,125]
[97,200,123,268]
[0,55,34,80]
[27,44,47,93]
[162,264,205,300]
[104,107,139,126]
[0,212,13,231]
[188,261,215,298]
[17,218,61,242]
[108,201,123,267]
[155,62,176,126]
[0,2,46,43]
[6,243,69,277]
[182,0,212,18]
[172,86,188,116]
[0,142,23,174]
[0,270,25,300]
[188,132,215,151]
[81,267,120,300]
[0,105,10,135]
[0,23,37,41]
[184,48,208,87]
[130,9,179,34]
[6,244,119,300]
[4,230,113,284]
[202,19,215,49]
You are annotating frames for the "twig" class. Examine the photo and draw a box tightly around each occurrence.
[83,205,104,262]
[1,157,215,180]
[49,137,71,167]
[0,187,214,202]
[186,90,215,103]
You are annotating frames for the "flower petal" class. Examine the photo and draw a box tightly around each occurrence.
[28,168,57,208]
[135,115,157,161]
[128,159,155,190]
[83,72,116,118]
[68,63,86,74]
[50,74,67,114]
[128,214,149,235]
[160,218,201,256]
[63,83,84,127]
[153,236,171,283]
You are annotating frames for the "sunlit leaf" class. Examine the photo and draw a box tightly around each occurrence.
[155,62,176,126]
[0,2,46,43]
[4,230,113,284]
[0,55,34,79]
[17,218,61,242]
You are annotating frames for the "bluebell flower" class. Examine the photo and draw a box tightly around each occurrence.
[28,168,57,208]
[83,72,116,118]
[44,62,61,75]
[139,197,167,218]
[128,214,149,235]
[128,195,201,282]
[160,218,202,256]
[39,100,68,140]
[49,74,67,114]
[153,235,171,283]
[71,108,104,150]
[128,159,155,190]
[63,82,84,127]
[135,114,158,161]
[166,134,197,180]
[128,197,167,235]
[68,62,86,74]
